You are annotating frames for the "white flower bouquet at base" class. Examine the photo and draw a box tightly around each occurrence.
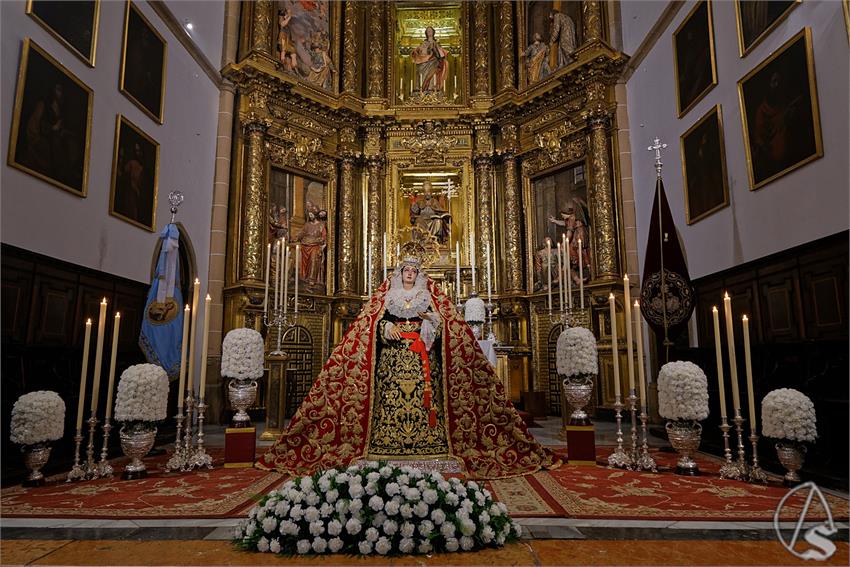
[556,327,598,378]
[114,364,169,427]
[464,296,486,326]
[221,328,265,380]
[657,361,709,422]
[10,391,66,447]
[761,388,817,443]
[236,461,521,556]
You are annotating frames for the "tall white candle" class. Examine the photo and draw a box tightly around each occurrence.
[283,245,291,314]
[264,243,271,313]
[556,242,563,312]
[470,232,477,290]
[634,301,647,412]
[578,239,584,309]
[485,242,492,301]
[624,275,634,392]
[609,293,620,398]
[743,315,756,433]
[383,233,387,281]
[723,293,741,412]
[455,241,461,300]
[90,298,108,413]
[546,238,552,311]
[712,306,727,419]
[566,237,572,308]
[104,312,121,420]
[561,243,567,311]
[294,244,300,313]
[396,242,400,265]
[177,304,190,411]
[76,319,92,430]
[278,239,285,311]
[187,279,200,394]
[199,294,211,399]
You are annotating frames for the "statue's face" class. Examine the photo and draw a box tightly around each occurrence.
[401,265,419,284]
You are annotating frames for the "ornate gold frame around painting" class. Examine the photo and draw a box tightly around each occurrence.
[737,27,823,192]
[672,0,718,118]
[119,1,168,124]
[26,0,101,67]
[734,0,800,58]
[680,104,729,225]
[109,114,160,232]
[7,38,93,198]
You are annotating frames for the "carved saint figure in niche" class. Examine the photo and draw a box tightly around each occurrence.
[549,9,577,70]
[549,198,592,284]
[411,26,448,92]
[306,33,336,90]
[277,9,298,72]
[409,182,451,244]
[269,205,289,241]
[294,209,327,290]
[522,32,551,84]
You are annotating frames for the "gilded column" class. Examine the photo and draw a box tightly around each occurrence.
[367,1,385,99]
[474,122,494,290]
[584,81,619,281]
[498,0,515,92]
[342,1,359,94]
[501,125,523,292]
[337,128,358,294]
[240,119,269,283]
[582,0,604,44]
[365,126,384,291]
[251,0,274,56]
[473,0,490,96]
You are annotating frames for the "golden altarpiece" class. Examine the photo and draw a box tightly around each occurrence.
[220,0,633,432]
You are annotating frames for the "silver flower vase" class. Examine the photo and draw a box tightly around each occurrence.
[119,423,157,480]
[22,442,52,487]
[228,378,258,427]
[563,376,594,425]
[666,420,702,475]
[775,442,806,485]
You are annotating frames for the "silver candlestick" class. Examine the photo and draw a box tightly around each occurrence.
[187,399,213,470]
[628,390,640,464]
[96,419,114,477]
[718,417,744,480]
[485,301,496,342]
[165,409,187,471]
[635,409,657,472]
[608,396,633,469]
[182,392,195,470]
[67,432,86,482]
[732,411,750,478]
[748,433,768,483]
[84,413,99,478]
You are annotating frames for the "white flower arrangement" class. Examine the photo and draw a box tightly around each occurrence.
[9,391,65,446]
[761,388,817,443]
[114,364,169,424]
[657,361,709,422]
[556,327,598,377]
[221,328,265,380]
[464,296,486,325]
[237,461,521,556]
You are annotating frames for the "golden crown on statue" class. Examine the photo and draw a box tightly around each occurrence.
[396,226,440,269]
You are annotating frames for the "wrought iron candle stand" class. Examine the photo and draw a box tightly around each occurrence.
[607,396,633,469]
[636,408,657,472]
[96,418,114,477]
[747,433,767,483]
[66,431,86,482]
[718,417,744,480]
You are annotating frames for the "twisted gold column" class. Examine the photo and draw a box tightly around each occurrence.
[342,1,359,94]
[473,0,490,96]
[240,121,268,283]
[366,156,384,292]
[503,152,523,292]
[251,0,273,56]
[582,0,604,44]
[337,155,357,294]
[498,1,515,92]
[367,1,385,99]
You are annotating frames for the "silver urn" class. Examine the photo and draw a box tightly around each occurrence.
[775,442,806,485]
[22,442,52,487]
[666,420,702,475]
[119,423,157,480]
[563,376,594,425]
[228,378,258,427]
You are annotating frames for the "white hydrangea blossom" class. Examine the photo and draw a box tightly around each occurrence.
[761,388,817,442]
[657,361,710,421]
[9,391,65,446]
[220,328,265,379]
[556,326,599,377]
[114,364,169,423]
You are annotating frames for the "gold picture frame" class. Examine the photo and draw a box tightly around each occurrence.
[109,115,160,231]
[734,0,799,58]
[119,1,167,124]
[7,38,93,197]
[673,0,717,118]
[26,0,100,67]
[844,0,850,44]
[738,28,823,191]
[680,105,729,224]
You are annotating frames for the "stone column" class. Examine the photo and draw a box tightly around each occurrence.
[251,0,274,56]
[582,0,604,45]
[367,1,385,99]
[473,0,490,96]
[337,152,358,294]
[342,1,360,94]
[501,126,523,292]
[498,0,515,92]
[584,81,619,281]
[239,118,269,283]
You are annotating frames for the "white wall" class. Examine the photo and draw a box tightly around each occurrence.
[624,0,849,280]
[165,0,225,67]
[619,0,670,56]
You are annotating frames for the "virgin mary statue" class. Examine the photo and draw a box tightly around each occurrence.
[257,242,559,479]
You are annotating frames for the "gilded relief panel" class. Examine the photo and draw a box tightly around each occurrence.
[275,0,339,92]
[520,1,583,88]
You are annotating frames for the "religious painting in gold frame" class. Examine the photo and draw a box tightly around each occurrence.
[524,161,592,295]
[734,0,799,57]
[26,0,100,67]
[393,3,464,106]
[269,167,330,295]
[119,1,167,124]
[673,0,717,118]
[680,105,729,225]
[519,0,583,88]
[7,39,93,197]
[274,0,340,93]
[109,115,159,231]
[738,28,822,191]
